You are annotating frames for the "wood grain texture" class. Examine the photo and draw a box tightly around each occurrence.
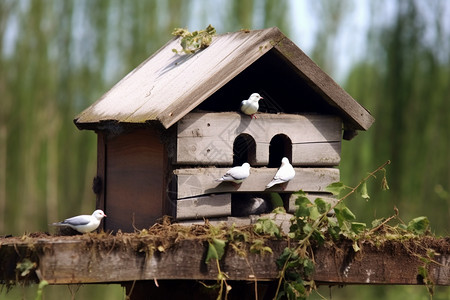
[96,132,106,223]
[173,167,340,199]
[1,236,447,285]
[176,194,232,220]
[176,112,341,166]
[105,129,166,232]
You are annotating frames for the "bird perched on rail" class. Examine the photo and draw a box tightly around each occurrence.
[240,93,263,118]
[51,209,106,233]
[266,157,295,189]
[216,162,251,184]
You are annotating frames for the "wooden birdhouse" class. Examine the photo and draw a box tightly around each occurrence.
[74,27,374,233]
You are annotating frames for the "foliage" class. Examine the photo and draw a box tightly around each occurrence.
[172,25,216,54]
[0,0,448,299]
[270,161,437,299]
[16,259,37,277]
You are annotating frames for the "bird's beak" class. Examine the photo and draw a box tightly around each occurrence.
[104,214,107,217]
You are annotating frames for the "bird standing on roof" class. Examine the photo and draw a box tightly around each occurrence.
[51,209,106,233]
[266,157,295,189]
[240,93,263,119]
[216,162,251,184]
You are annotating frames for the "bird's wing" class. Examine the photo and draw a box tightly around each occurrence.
[266,166,295,188]
[277,165,295,181]
[61,215,92,226]
[240,100,249,110]
[226,166,248,180]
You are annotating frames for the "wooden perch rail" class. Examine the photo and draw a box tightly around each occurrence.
[173,167,339,199]
[0,234,448,286]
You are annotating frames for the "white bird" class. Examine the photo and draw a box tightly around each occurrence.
[266,157,295,189]
[216,162,251,184]
[52,209,106,233]
[240,93,263,118]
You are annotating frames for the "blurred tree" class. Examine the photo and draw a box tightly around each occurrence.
[1,0,448,299]
[0,0,288,299]
[341,0,450,233]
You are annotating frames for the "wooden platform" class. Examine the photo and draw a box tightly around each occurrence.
[1,232,448,286]
[173,167,339,199]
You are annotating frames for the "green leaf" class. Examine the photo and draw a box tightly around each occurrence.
[335,203,356,226]
[16,258,36,277]
[249,239,273,255]
[327,218,341,240]
[398,223,408,230]
[294,192,311,218]
[270,192,284,208]
[294,191,310,206]
[276,247,294,269]
[308,206,320,221]
[407,216,430,235]
[254,218,281,237]
[371,218,384,228]
[358,181,370,200]
[272,206,286,214]
[312,230,325,245]
[284,281,306,300]
[302,258,315,277]
[303,223,314,234]
[351,222,367,234]
[326,182,346,196]
[205,238,226,264]
[328,225,341,240]
[314,198,330,214]
[352,240,361,252]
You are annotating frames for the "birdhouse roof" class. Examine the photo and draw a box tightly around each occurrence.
[74,27,374,131]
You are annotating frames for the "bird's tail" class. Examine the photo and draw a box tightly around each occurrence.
[265,181,276,189]
[50,222,68,227]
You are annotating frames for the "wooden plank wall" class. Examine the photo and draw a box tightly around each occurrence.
[176,194,232,220]
[174,112,341,220]
[105,129,166,232]
[176,112,341,166]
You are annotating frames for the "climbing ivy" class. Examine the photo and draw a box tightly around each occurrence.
[201,160,436,299]
[270,160,436,299]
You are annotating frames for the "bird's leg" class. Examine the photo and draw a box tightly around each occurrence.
[251,114,258,119]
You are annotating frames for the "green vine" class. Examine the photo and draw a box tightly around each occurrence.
[270,160,439,300]
[273,160,392,299]
[199,160,438,299]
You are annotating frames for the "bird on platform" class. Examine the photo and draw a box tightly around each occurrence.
[266,157,295,189]
[240,93,263,118]
[51,209,106,233]
[216,162,251,184]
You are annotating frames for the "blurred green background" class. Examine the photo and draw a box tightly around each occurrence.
[0,0,448,299]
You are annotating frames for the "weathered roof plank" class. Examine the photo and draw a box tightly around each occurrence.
[74,27,374,131]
